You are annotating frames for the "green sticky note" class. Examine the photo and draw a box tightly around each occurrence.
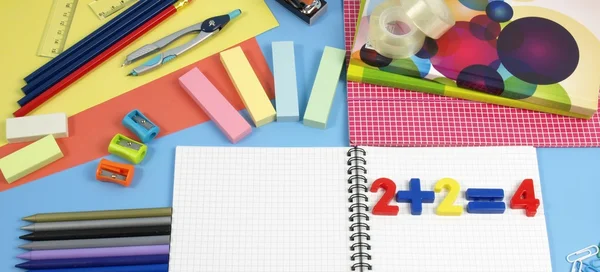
[303,46,346,129]
[0,135,63,183]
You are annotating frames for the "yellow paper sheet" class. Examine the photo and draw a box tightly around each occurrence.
[0,0,278,146]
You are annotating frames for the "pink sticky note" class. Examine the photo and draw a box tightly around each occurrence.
[179,68,252,143]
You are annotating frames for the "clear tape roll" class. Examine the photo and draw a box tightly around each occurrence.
[403,0,455,39]
[368,3,426,59]
[368,0,455,59]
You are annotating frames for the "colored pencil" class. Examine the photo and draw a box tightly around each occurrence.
[21,0,165,94]
[17,264,169,272]
[16,254,169,270]
[23,0,153,84]
[18,0,176,106]
[20,236,171,251]
[13,1,189,117]
[22,207,172,222]
[20,225,171,241]
[21,217,172,232]
[17,245,170,260]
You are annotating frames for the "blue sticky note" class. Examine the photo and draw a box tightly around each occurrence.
[396,178,435,215]
[272,41,300,122]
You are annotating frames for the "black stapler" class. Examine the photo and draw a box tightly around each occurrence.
[275,0,328,25]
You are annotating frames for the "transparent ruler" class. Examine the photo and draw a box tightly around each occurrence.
[89,0,138,20]
[37,0,79,58]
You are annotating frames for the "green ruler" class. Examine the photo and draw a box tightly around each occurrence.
[88,0,137,20]
[37,0,79,58]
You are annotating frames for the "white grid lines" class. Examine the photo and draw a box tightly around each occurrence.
[170,147,352,272]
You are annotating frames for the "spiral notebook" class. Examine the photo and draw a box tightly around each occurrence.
[170,146,552,271]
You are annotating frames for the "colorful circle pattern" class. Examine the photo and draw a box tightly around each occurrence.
[497,17,579,85]
[358,0,581,99]
[430,22,499,80]
[486,1,513,22]
[359,44,393,67]
[469,15,501,41]
[458,0,489,11]
[456,65,504,95]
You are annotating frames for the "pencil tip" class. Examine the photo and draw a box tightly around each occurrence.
[21,225,33,231]
[16,252,28,260]
[22,215,35,222]
[19,243,31,250]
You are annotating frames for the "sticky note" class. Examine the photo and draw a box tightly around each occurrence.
[179,68,252,143]
[0,135,63,184]
[303,46,345,129]
[220,46,276,127]
[272,41,299,122]
[6,113,68,143]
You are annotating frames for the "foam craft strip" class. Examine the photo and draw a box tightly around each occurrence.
[179,68,252,143]
[6,113,69,143]
[220,46,276,127]
[303,46,346,129]
[272,41,300,122]
[0,38,273,191]
[0,135,63,184]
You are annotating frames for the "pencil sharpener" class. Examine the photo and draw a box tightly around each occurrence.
[276,0,328,25]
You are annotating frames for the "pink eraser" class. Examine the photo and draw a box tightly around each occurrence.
[179,68,252,143]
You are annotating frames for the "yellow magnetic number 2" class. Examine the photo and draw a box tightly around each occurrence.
[434,178,463,216]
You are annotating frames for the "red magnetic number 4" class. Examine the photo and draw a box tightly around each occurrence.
[370,178,399,215]
[510,179,540,217]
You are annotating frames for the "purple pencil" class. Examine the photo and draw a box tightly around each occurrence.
[17,245,169,260]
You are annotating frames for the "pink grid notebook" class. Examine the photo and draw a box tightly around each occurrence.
[344,0,600,147]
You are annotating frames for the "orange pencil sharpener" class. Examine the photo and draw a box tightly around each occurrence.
[96,158,135,187]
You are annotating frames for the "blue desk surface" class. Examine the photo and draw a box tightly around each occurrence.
[1,1,599,271]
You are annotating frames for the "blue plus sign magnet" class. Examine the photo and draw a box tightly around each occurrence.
[396,178,435,215]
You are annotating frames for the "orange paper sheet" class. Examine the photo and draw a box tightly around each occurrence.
[0,38,274,191]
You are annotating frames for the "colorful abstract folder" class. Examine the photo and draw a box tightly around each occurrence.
[348,0,600,118]
[344,0,600,147]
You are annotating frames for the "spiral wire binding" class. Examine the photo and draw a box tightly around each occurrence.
[347,146,372,271]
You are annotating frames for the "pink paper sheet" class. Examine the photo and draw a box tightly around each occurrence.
[344,0,600,147]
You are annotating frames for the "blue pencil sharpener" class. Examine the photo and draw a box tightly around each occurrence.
[122,109,160,143]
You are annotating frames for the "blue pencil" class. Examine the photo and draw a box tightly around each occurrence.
[23,0,152,84]
[16,264,169,272]
[21,0,169,95]
[15,254,169,270]
[18,0,176,107]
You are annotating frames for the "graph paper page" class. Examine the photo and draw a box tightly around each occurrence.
[365,146,552,272]
[170,147,352,272]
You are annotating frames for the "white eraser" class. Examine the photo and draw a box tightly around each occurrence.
[6,113,69,143]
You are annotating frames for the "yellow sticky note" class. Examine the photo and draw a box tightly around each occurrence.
[0,135,64,184]
[220,46,276,127]
[0,0,278,146]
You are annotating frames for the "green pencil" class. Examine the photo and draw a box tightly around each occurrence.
[23,207,172,223]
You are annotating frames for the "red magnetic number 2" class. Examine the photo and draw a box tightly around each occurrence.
[510,179,540,217]
[370,178,399,215]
